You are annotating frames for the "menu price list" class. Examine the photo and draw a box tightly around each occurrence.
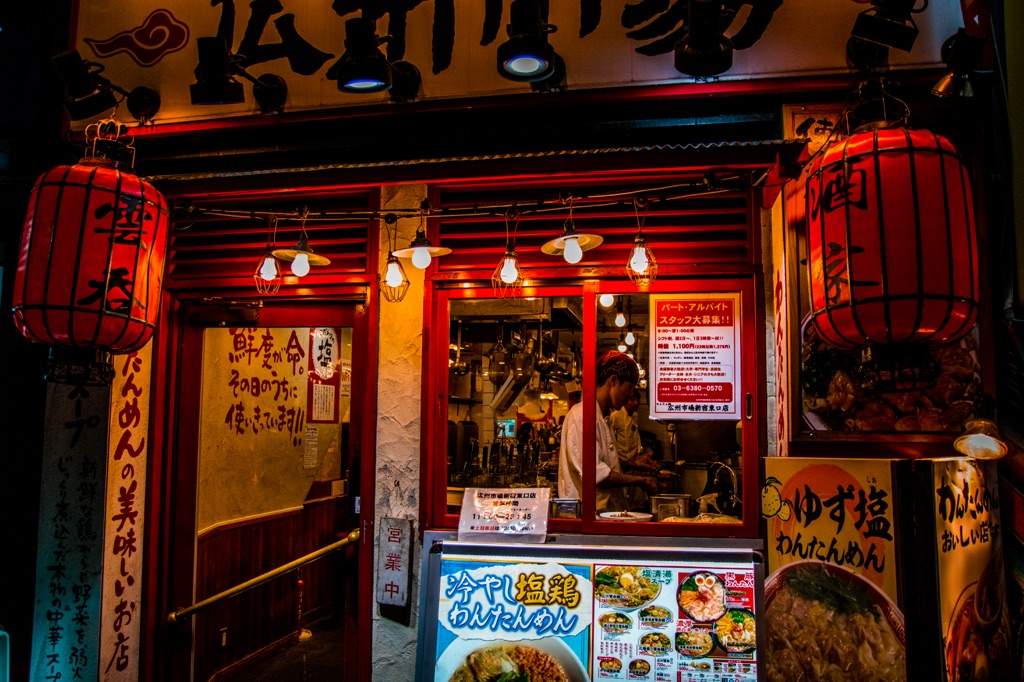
[591,562,757,682]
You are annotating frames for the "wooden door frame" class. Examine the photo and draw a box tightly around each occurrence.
[142,295,378,681]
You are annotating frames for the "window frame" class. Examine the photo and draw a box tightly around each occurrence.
[424,277,763,538]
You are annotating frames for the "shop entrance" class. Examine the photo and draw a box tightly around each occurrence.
[165,301,370,681]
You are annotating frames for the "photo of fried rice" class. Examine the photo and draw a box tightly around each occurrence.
[677,571,727,623]
[765,563,905,682]
[448,643,568,682]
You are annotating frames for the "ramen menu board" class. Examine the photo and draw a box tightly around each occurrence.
[592,561,758,681]
[430,553,759,682]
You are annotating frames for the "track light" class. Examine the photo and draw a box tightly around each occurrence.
[190,36,290,112]
[53,50,161,122]
[931,29,982,99]
[329,18,391,93]
[674,0,733,78]
[326,18,422,101]
[850,0,919,52]
[497,0,559,82]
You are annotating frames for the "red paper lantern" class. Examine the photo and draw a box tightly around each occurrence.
[803,128,979,349]
[12,160,170,352]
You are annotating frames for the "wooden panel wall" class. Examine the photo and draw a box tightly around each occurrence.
[193,496,353,681]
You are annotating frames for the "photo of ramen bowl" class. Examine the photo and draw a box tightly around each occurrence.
[764,561,905,682]
[713,608,757,654]
[638,605,672,627]
[436,637,589,682]
[637,631,672,656]
[675,628,715,658]
[627,659,651,676]
[594,566,662,611]
[677,571,727,623]
[598,657,622,674]
[599,612,632,635]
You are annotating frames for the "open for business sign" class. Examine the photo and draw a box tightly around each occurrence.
[649,292,741,421]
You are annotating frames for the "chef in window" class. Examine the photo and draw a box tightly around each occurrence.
[558,351,657,512]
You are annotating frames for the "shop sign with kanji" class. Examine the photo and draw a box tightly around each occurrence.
[649,292,741,420]
[376,517,412,608]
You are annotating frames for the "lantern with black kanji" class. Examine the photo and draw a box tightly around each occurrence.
[12,127,169,353]
[803,128,979,349]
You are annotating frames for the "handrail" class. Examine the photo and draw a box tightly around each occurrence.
[167,528,360,624]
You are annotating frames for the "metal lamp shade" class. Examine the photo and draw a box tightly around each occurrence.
[12,161,170,352]
[803,128,979,349]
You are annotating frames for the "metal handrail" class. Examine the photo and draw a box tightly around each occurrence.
[167,528,360,624]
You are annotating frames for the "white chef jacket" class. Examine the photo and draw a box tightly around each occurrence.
[557,401,625,512]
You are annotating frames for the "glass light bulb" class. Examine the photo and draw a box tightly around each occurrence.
[625,331,636,346]
[614,312,626,328]
[617,343,627,353]
[258,256,278,281]
[291,252,311,277]
[562,236,583,264]
[499,255,519,284]
[599,293,615,308]
[629,245,650,275]
[384,260,404,288]
[411,246,432,269]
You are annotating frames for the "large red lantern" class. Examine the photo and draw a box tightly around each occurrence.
[804,128,978,349]
[12,157,169,353]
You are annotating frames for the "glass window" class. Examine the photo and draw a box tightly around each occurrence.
[445,297,583,517]
[592,294,743,525]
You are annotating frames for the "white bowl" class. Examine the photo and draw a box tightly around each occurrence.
[434,636,590,682]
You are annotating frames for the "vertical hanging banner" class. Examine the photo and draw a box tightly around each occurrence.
[30,376,110,681]
[376,517,412,608]
[100,344,152,679]
[649,292,741,420]
[307,327,340,424]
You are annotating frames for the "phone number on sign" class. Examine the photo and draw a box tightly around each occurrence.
[656,382,733,402]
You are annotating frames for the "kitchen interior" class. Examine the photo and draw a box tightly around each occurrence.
[446,293,743,523]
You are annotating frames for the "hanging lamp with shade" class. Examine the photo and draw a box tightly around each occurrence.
[392,201,451,269]
[272,208,330,278]
[626,197,657,287]
[541,196,602,264]
[492,210,524,296]
[253,215,282,295]
[380,213,411,303]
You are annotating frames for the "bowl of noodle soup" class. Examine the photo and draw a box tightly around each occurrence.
[764,561,905,682]
[436,636,588,682]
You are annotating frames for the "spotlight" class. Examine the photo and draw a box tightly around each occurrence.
[253,74,288,113]
[190,37,245,104]
[931,29,982,99]
[674,0,733,78]
[530,54,567,93]
[388,60,422,103]
[497,0,559,82]
[850,0,919,53]
[328,17,392,93]
[52,50,161,122]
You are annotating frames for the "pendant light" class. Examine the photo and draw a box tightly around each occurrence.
[541,196,602,264]
[492,211,524,296]
[380,214,411,303]
[253,215,282,295]
[599,293,615,308]
[626,198,657,288]
[272,208,330,278]
[614,300,626,328]
[624,298,636,345]
[617,332,628,353]
[392,202,451,269]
